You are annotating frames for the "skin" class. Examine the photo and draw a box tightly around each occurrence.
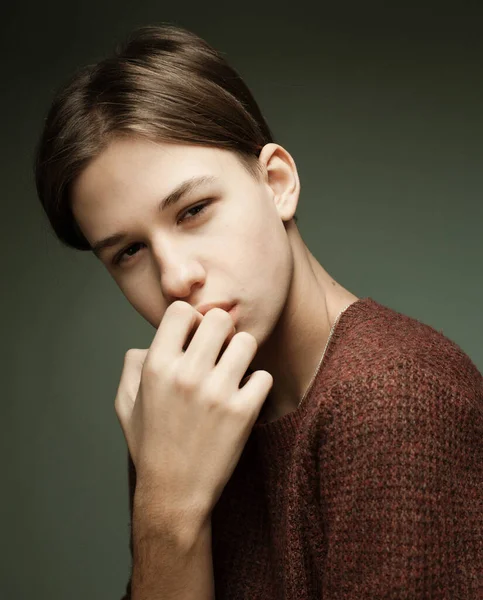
[71,136,359,423]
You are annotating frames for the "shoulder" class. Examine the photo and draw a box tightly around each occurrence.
[329,299,482,404]
[323,352,483,459]
[312,354,483,500]
[317,301,483,441]
[306,299,483,457]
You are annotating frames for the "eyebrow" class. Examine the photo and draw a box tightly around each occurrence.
[91,175,218,259]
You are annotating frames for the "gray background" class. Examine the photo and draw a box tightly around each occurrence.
[2,2,482,598]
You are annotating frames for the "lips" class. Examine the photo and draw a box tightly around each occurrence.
[196,301,235,316]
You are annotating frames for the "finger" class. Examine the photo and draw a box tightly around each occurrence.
[114,349,148,425]
[233,370,274,417]
[148,301,203,365]
[114,362,133,430]
[213,331,258,387]
[183,308,236,373]
[217,326,237,362]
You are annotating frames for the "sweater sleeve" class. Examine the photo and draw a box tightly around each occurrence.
[319,358,483,599]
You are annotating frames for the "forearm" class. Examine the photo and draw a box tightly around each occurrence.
[131,486,215,600]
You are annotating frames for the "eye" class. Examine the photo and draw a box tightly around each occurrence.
[112,200,211,266]
[177,200,210,225]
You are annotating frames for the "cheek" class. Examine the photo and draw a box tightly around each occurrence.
[117,277,166,326]
[246,210,287,270]
[221,194,287,273]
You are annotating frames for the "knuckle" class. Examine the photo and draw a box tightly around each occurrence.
[203,375,225,402]
[168,300,192,316]
[228,398,250,418]
[234,331,257,349]
[124,348,137,361]
[200,387,220,409]
[263,370,274,385]
[124,348,147,364]
[207,307,233,325]
[124,348,148,360]
[172,366,199,392]
[141,358,160,379]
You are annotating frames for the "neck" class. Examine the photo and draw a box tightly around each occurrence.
[250,228,358,423]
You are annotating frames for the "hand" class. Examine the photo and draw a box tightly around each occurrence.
[114,300,273,519]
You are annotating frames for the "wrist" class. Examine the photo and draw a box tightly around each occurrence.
[133,484,211,551]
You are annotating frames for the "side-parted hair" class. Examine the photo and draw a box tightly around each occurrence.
[34,23,297,253]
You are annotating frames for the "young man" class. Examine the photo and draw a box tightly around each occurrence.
[34,24,482,600]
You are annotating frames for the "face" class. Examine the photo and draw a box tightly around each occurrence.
[71,136,299,355]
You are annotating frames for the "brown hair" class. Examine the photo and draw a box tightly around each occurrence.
[34,23,297,253]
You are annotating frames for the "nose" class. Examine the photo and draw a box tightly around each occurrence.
[152,240,206,300]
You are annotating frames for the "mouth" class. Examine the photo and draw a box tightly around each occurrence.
[227,303,237,321]
[197,301,236,316]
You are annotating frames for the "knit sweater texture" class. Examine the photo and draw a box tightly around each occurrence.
[120,297,483,599]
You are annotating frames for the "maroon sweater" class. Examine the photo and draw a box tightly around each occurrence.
[120,297,482,599]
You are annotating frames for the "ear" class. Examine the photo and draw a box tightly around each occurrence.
[258,143,301,222]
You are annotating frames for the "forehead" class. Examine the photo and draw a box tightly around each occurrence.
[70,137,251,251]
[74,137,241,198]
